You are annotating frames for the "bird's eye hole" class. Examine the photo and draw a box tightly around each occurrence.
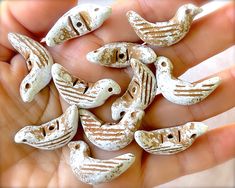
[132,87,136,93]
[49,125,55,131]
[108,87,113,92]
[75,145,80,149]
[130,112,136,118]
[119,53,125,59]
[185,9,192,14]
[190,134,197,139]
[93,50,98,53]
[120,111,125,117]
[94,8,99,11]
[28,60,32,66]
[167,134,173,139]
[76,22,82,27]
[161,62,167,67]
[22,139,27,142]
[25,83,31,89]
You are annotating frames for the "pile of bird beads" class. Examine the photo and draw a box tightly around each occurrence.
[11,3,221,185]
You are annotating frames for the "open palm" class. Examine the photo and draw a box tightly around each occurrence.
[0,0,235,187]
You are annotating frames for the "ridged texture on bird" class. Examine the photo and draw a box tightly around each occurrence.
[14,105,78,150]
[79,109,144,151]
[155,56,221,105]
[126,4,203,46]
[135,122,208,155]
[111,59,156,120]
[42,4,112,46]
[8,32,53,102]
[86,42,157,68]
[52,63,121,108]
[68,141,135,185]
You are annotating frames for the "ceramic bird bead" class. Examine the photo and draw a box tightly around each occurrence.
[111,58,156,120]
[68,141,135,185]
[8,33,53,102]
[126,4,202,46]
[42,4,112,46]
[86,42,157,68]
[79,108,144,151]
[14,105,78,150]
[52,63,121,109]
[155,56,221,105]
[135,122,208,155]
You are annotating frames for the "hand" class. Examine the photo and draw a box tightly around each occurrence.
[0,0,234,187]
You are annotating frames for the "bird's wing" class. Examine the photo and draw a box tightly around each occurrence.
[127,11,182,41]
[79,153,135,184]
[173,76,221,97]
[79,109,103,129]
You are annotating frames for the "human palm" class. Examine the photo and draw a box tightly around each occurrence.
[0,0,235,187]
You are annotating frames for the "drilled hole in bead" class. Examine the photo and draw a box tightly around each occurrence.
[120,111,125,117]
[108,87,113,92]
[167,134,173,139]
[161,62,167,67]
[77,22,82,27]
[132,87,136,93]
[185,9,191,14]
[22,139,27,142]
[94,50,98,53]
[130,112,136,118]
[190,134,197,139]
[25,83,31,89]
[94,8,99,11]
[49,125,55,131]
[75,145,80,149]
[119,53,125,59]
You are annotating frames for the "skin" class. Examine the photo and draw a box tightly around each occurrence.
[0,0,234,187]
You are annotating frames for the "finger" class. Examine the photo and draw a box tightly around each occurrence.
[155,1,235,76]
[144,66,235,129]
[0,0,77,59]
[141,124,235,187]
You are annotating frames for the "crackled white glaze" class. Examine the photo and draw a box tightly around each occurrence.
[52,63,121,108]
[111,59,156,120]
[68,141,135,185]
[155,56,221,105]
[135,122,208,155]
[14,105,78,150]
[8,33,53,102]
[87,42,157,68]
[42,4,112,46]
[79,109,144,151]
[126,4,202,46]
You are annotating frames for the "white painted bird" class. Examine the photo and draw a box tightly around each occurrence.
[135,122,208,155]
[155,56,221,105]
[8,32,53,102]
[42,4,112,46]
[79,108,144,151]
[52,63,121,109]
[68,141,135,185]
[14,105,78,150]
[126,4,203,46]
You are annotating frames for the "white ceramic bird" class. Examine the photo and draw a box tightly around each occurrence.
[79,108,144,151]
[14,105,78,150]
[135,122,208,155]
[8,32,53,102]
[86,42,157,68]
[155,56,221,105]
[126,4,203,46]
[52,63,121,109]
[68,141,135,185]
[111,59,156,120]
[42,4,112,46]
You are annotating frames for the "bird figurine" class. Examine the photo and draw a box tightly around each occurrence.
[135,122,208,155]
[42,4,112,46]
[155,56,221,105]
[52,63,121,109]
[8,32,53,102]
[86,42,157,68]
[111,58,156,120]
[14,105,78,150]
[126,4,203,46]
[79,108,144,151]
[68,141,135,185]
